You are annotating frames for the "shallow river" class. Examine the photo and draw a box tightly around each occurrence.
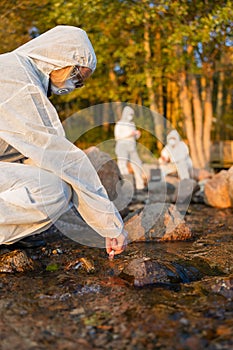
[0,204,232,350]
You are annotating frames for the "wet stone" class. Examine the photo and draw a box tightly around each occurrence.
[124,202,192,242]
[65,257,95,273]
[204,170,232,208]
[202,276,233,300]
[0,249,34,273]
[120,257,202,287]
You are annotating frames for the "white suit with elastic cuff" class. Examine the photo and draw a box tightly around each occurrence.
[0,25,123,245]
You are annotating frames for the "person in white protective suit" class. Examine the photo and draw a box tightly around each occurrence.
[0,25,127,257]
[114,106,145,193]
[159,130,193,180]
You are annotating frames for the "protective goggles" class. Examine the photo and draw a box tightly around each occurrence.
[69,66,85,88]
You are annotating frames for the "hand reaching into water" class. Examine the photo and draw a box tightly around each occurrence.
[106,229,128,259]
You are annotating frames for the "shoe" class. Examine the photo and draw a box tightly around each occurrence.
[136,186,148,194]
[3,236,46,249]
[135,188,148,196]
[135,190,144,195]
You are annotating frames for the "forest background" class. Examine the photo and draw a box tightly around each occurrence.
[0,0,232,168]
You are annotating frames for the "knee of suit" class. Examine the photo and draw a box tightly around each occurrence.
[31,172,72,217]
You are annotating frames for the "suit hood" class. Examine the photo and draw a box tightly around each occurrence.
[167,130,180,144]
[15,25,97,75]
[120,106,135,122]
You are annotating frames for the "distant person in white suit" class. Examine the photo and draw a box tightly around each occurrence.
[159,130,193,180]
[114,106,145,192]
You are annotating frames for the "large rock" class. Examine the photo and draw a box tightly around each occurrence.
[124,202,192,242]
[85,146,121,201]
[148,177,199,205]
[176,178,199,204]
[147,180,175,203]
[192,167,213,181]
[227,166,233,206]
[204,170,232,208]
[85,147,130,216]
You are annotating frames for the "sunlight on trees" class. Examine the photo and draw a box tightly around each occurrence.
[0,0,232,168]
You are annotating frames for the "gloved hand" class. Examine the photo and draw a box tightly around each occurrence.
[105,229,128,259]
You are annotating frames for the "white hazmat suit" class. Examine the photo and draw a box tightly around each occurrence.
[0,25,123,245]
[159,130,193,180]
[114,106,144,191]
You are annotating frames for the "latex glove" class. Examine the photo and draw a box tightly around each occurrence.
[106,229,128,259]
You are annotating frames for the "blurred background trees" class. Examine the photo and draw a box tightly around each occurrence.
[0,0,232,168]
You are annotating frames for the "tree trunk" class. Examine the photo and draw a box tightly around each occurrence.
[143,10,164,149]
[191,75,206,167]
[171,81,180,129]
[154,31,164,117]
[143,17,157,112]
[166,79,172,124]
[166,79,179,129]
[216,70,224,141]
[203,78,214,166]
[179,71,200,168]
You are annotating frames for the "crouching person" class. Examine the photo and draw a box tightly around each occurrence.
[159,130,193,180]
[0,25,127,257]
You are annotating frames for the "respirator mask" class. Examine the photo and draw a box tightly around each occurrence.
[168,138,176,147]
[51,66,84,95]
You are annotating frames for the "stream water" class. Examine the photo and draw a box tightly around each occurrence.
[0,203,232,350]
